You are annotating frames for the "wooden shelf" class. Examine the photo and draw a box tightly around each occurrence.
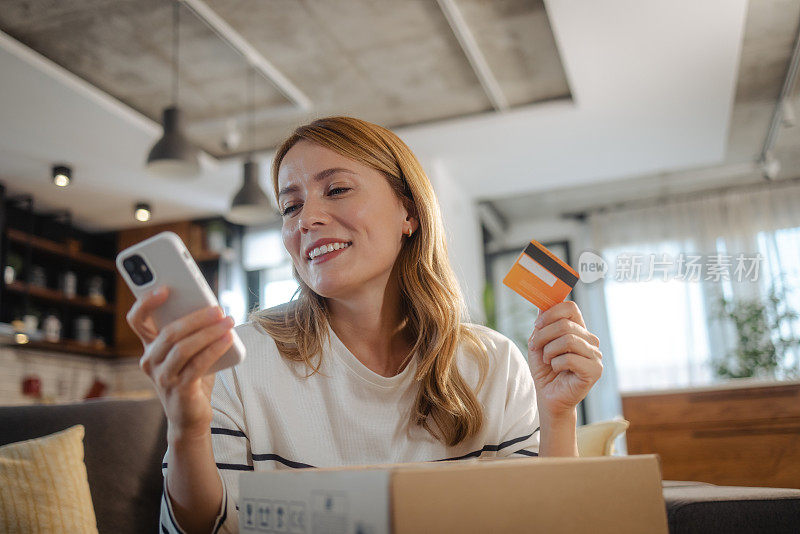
[5,281,115,313]
[16,337,116,358]
[7,228,116,272]
[194,250,221,263]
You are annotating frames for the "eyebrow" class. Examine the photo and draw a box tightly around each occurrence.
[278,167,356,198]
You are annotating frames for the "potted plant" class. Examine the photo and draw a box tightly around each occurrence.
[712,280,800,380]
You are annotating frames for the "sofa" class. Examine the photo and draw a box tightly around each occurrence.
[0,398,167,534]
[1,398,799,533]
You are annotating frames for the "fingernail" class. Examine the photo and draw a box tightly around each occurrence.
[153,286,166,296]
[208,306,223,319]
[534,316,543,328]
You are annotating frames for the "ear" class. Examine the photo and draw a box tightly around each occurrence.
[402,202,419,234]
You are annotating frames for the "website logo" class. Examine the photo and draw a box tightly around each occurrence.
[578,251,608,284]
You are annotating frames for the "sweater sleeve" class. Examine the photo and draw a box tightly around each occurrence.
[159,366,249,533]
[498,339,541,457]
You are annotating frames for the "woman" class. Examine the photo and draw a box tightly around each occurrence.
[128,117,603,534]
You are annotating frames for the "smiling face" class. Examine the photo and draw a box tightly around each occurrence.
[278,140,416,300]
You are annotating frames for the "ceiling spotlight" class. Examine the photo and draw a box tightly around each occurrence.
[134,202,152,222]
[760,153,781,180]
[52,165,71,187]
[782,101,796,128]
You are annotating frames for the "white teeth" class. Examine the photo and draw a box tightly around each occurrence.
[308,242,350,260]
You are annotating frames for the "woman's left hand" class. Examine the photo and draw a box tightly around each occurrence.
[527,301,603,421]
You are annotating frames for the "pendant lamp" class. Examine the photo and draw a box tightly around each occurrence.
[146,0,200,178]
[227,66,274,225]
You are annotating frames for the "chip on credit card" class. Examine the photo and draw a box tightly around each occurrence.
[502,240,579,311]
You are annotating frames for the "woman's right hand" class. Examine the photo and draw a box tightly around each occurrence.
[126,286,235,440]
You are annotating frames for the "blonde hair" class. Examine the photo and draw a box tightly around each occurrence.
[251,116,488,447]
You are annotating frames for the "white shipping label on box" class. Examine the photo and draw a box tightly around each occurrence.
[239,469,391,534]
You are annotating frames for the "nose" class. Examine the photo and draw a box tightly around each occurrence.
[298,195,329,233]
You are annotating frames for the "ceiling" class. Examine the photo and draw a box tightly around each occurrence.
[0,0,570,158]
[490,0,800,222]
[0,0,766,231]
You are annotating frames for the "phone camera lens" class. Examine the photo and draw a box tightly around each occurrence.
[122,254,153,286]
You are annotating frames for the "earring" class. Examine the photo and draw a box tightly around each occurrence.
[407,228,413,237]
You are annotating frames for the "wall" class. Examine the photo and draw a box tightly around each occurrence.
[0,347,152,406]
[426,159,486,323]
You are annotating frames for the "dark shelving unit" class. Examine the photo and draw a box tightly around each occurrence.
[0,186,118,358]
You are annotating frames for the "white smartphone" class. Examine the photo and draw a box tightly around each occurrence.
[116,231,246,374]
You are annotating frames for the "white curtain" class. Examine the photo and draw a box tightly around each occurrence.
[586,180,800,392]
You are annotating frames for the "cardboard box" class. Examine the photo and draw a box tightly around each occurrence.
[239,454,668,533]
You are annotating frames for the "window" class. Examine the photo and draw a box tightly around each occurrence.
[602,225,800,392]
[756,226,800,374]
[601,241,714,392]
[242,227,298,311]
[260,263,299,309]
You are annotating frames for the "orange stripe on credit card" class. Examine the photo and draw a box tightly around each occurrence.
[502,240,579,311]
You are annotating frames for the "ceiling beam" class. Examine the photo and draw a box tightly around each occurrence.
[181,0,312,111]
[435,0,509,112]
[760,10,800,178]
[477,201,509,245]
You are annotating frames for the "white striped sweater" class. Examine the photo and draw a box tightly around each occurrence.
[160,322,540,533]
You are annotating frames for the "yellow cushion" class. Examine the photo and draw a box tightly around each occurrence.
[0,425,98,533]
[576,418,630,457]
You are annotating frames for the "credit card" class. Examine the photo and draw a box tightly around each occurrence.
[502,240,579,311]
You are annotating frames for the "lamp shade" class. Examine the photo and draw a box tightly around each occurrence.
[146,106,200,179]
[227,160,275,225]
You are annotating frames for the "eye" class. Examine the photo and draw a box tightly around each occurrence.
[329,187,350,195]
[281,204,299,216]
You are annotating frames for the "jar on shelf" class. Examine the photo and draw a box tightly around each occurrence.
[87,276,106,305]
[74,315,93,345]
[4,251,23,284]
[42,312,61,343]
[60,271,77,298]
[22,314,39,334]
[30,265,47,287]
